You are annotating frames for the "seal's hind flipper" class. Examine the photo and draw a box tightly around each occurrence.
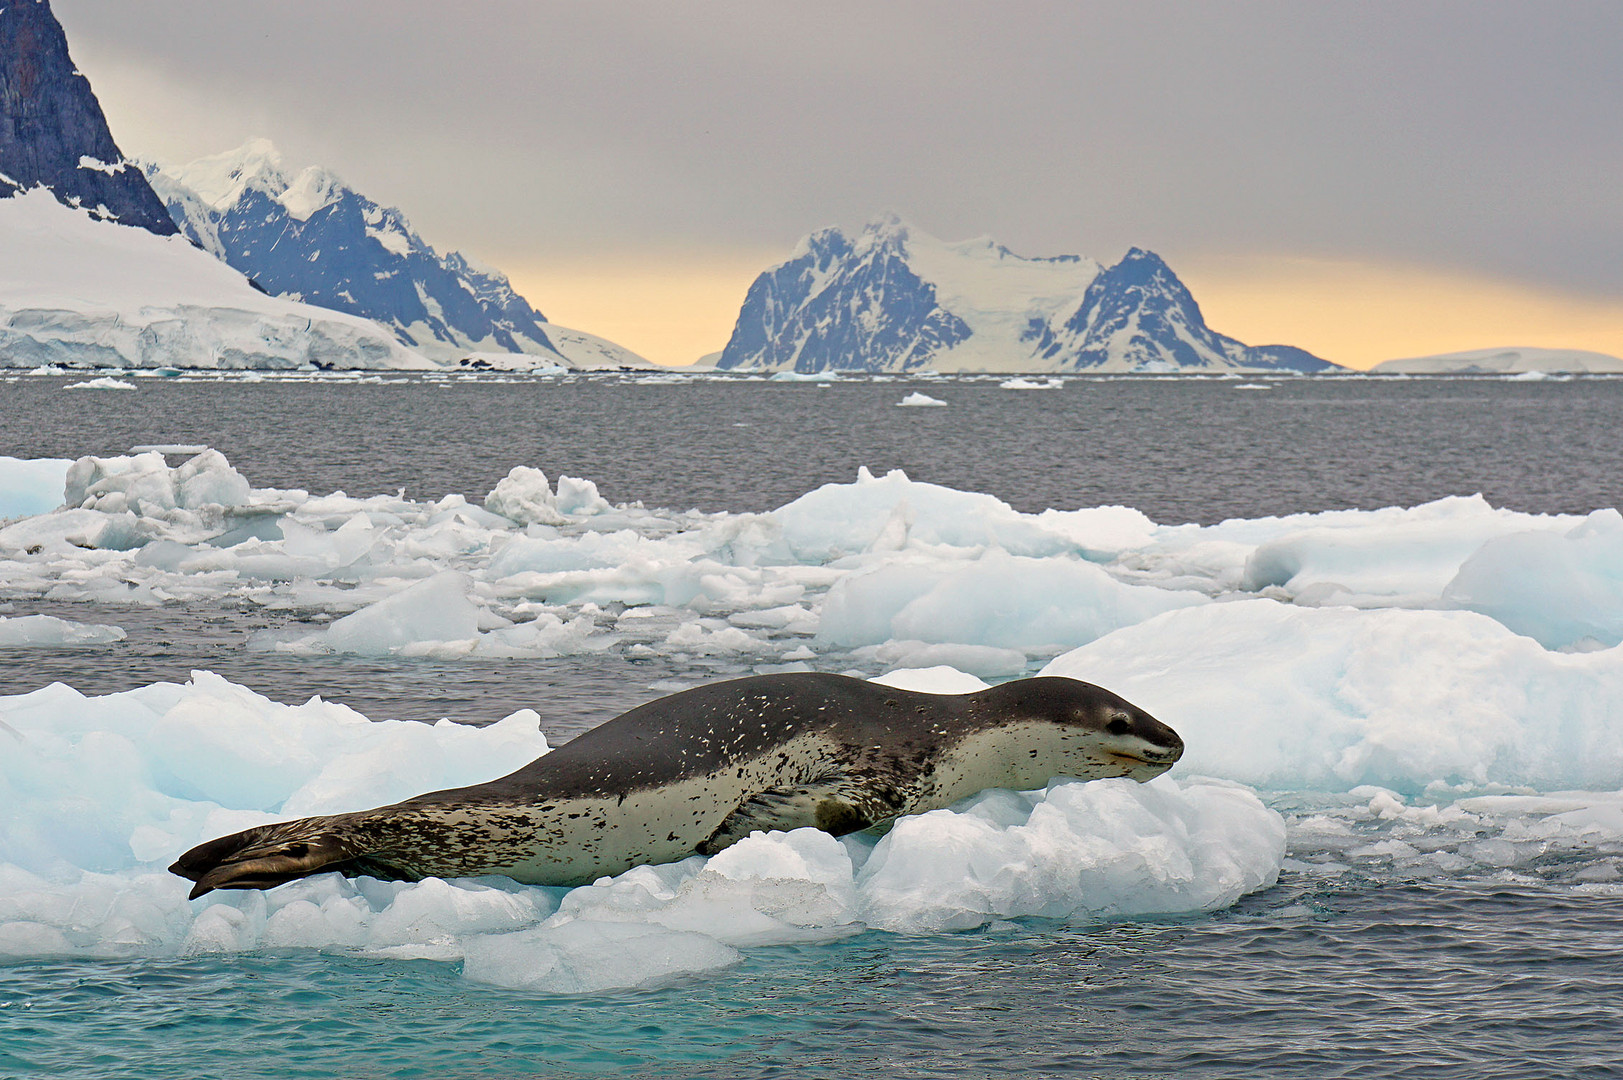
[170,820,370,899]
[698,773,899,855]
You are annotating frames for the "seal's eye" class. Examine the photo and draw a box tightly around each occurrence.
[1105,716,1131,736]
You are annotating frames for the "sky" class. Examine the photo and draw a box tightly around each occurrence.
[54,0,1623,368]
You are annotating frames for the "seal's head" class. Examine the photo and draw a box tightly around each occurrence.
[170,816,385,900]
[966,676,1184,786]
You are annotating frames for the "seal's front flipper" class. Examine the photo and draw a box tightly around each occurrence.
[170,820,371,899]
[698,774,899,855]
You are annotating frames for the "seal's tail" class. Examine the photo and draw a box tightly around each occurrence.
[170,819,368,899]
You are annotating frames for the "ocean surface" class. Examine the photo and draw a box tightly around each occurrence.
[3,371,1622,1079]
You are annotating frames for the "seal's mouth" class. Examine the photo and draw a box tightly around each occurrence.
[171,825,364,899]
[1105,736,1183,774]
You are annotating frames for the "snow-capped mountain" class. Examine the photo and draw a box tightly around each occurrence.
[0,0,176,236]
[0,2,429,371]
[717,217,1335,374]
[0,186,433,371]
[145,140,556,361]
[1371,347,1623,375]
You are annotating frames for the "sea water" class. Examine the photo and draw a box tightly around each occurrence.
[2,372,1622,1078]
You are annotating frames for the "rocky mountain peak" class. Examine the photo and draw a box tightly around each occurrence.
[0,0,177,235]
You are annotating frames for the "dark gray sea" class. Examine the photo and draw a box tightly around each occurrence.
[3,372,1621,1079]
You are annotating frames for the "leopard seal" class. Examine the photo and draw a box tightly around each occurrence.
[171,672,1182,898]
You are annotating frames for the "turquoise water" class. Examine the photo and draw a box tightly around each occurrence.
[6,879,1622,1079]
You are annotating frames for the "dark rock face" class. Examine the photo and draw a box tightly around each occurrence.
[0,0,177,234]
[147,143,556,357]
[720,220,1336,373]
[1033,248,1331,373]
[717,221,971,374]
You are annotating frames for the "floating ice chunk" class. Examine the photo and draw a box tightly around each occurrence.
[868,666,992,694]
[62,449,252,516]
[63,377,137,390]
[0,614,125,646]
[554,475,611,516]
[484,466,610,526]
[771,468,1077,560]
[857,776,1284,932]
[999,377,1063,389]
[0,456,71,518]
[863,641,1028,678]
[1241,495,1570,599]
[1442,509,1623,648]
[462,920,740,993]
[484,466,567,526]
[819,550,1204,650]
[1032,505,1161,558]
[316,571,481,655]
[768,370,839,381]
[1044,599,1623,792]
[897,391,947,406]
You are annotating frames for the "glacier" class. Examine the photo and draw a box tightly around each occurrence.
[0,188,432,370]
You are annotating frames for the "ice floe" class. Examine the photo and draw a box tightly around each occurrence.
[0,668,1282,990]
[4,446,1623,989]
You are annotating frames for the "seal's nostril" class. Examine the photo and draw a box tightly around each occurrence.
[1106,717,1131,736]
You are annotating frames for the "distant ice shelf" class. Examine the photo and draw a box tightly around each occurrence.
[0,189,431,371]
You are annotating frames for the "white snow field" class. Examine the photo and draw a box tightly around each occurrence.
[3,448,1623,989]
[0,190,430,370]
[1372,346,1623,374]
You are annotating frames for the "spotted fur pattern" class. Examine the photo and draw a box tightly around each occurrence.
[171,673,1183,897]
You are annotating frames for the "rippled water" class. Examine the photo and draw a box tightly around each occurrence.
[3,372,1619,522]
[6,882,1620,1079]
[3,372,1619,717]
[3,372,1620,1078]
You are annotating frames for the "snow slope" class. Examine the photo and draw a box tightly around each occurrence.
[0,188,431,370]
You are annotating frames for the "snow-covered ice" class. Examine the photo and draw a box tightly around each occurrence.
[897,391,947,406]
[0,189,428,370]
[63,376,137,390]
[0,668,1282,990]
[4,446,1623,989]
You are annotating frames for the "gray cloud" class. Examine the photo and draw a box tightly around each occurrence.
[55,0,1623,295]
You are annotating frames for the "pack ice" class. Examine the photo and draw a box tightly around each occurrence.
[3,447,1623,990]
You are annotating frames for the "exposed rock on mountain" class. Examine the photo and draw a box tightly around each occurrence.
[145,141,558,360]
[718,217,1336,374]
[0,0,177,235]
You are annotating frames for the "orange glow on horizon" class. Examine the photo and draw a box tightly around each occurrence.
[505,250,1623,371]
[1178,255,1623,371]
[502,252,774,368]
